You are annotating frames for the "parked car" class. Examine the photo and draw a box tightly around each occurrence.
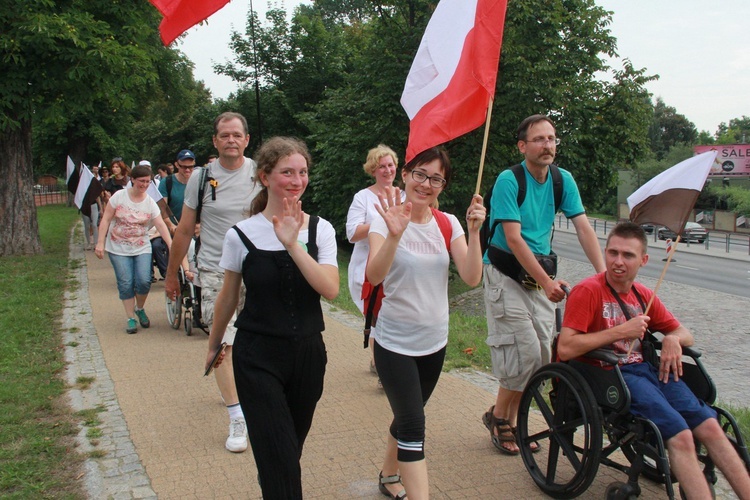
[640,223,655,234]
[657,222,707,243]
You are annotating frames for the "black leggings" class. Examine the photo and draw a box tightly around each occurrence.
[374,341,446,462]
[233,331,327,499]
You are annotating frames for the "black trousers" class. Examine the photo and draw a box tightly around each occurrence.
[233,331,327,499]
[374,341,446,462]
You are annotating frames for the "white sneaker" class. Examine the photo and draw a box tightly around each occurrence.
[225,418,248,453]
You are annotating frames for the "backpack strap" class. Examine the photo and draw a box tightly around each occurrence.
[549,164,563,213]
[430,207,452,253]
[510,163,526,208]
[195,166,210,223]
[166,175,173,201]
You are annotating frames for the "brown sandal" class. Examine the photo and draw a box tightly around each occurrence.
[482,406,519,455]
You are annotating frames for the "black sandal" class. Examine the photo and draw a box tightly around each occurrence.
[379,471,407,499]
[482,406,519,455]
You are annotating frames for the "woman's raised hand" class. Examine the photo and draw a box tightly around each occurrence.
[375,186,411,237]
[273,197,305,250]
[465,194,486,232]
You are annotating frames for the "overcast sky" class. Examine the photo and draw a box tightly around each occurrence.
[178,0,749,135]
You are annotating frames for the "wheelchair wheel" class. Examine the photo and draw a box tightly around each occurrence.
[517,363,603,499]
[165,269,185,330]
[165,292,182,329]
[184,312,192,336]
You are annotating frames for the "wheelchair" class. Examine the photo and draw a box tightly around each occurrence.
[165,266,208,336]
[516,333,750,499]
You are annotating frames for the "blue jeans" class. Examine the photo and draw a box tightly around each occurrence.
[108,252,153,300]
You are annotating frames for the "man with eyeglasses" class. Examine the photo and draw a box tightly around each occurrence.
[158,149,196,232]
[481,114,605,455]
[152,149,196,281]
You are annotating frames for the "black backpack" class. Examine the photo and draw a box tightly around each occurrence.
[480,163,563,255]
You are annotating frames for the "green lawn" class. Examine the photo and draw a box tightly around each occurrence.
[0,205,84,499]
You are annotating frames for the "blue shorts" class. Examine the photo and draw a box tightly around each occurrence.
[620,363,717,441]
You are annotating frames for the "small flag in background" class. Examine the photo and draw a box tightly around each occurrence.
[66,156,79,196]
[628,150,719,235]
[401,0,508,162]
[66,158,103,219]
[75,164,103,219]
[148,0,231,45]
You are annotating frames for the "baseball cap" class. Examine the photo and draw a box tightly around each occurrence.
[177,149,196,161]
[138,160,152,167]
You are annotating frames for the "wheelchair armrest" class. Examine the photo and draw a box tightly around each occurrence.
[646,332,702,359]
[584,348,620,366]
[682,345,701,359]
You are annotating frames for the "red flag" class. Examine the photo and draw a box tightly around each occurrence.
[401,0,508,162]
[149,0,231,45]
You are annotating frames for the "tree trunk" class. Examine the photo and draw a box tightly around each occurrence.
[0,118,44,255]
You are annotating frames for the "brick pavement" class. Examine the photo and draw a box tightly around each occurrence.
[65,235,713,499]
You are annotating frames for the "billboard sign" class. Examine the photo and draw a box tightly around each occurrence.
[693,144,750,177]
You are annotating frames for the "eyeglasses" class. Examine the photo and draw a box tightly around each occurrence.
[526,137,561,146]
[411,170,447,188]
[178,163,195,170]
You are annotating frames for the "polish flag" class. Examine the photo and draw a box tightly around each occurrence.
[401,0,508,162]
[149,0,231,45]
[628,150,718,235]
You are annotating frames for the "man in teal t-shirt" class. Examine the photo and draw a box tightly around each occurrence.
[152,149,195,279]
[481,114,605,455]
[158,149,196,228]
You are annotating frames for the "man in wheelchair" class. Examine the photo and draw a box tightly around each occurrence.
[557,222,750,499]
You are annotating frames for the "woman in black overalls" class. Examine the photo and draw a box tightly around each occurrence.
[205,137,339,498]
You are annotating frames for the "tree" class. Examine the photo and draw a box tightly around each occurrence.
[218,0,657,236]
[0,0,171,255]
[715,116,750,144]
[647,97,698,160]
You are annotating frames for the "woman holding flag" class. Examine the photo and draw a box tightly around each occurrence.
[367,147,485,499]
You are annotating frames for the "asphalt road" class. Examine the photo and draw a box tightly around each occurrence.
[552,231,750,298]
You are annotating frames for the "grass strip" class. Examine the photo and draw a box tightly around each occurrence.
[0,205,83,499]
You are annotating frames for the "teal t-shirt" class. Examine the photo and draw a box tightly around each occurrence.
[157,175,187,221]
[483,161,585,263]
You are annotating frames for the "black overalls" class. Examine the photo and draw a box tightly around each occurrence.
[231,216,327,499]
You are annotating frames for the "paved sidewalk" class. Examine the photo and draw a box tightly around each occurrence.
[64,239,672,499]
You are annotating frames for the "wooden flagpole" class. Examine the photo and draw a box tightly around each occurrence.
[625,234,681,356]
[474,96,495,195]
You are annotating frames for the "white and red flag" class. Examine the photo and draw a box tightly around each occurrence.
[148,0,231,45]
[627,150,718,235]
[401,0,508,162]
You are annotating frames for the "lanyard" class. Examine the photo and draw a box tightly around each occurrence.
[604,278,646,322]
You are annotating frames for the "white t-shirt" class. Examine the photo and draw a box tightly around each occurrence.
[369,212,464,356]
[345,188,382,313]
[105,188,161,256]
[220,213,338,273]
[183,158,260,271]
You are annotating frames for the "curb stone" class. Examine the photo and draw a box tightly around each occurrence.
[63,225,156,500]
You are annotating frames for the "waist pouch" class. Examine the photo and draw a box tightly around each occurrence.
[487,245,557,290]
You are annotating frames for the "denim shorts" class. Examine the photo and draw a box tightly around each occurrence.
[108,252,153,300]
[621,362,717,441]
